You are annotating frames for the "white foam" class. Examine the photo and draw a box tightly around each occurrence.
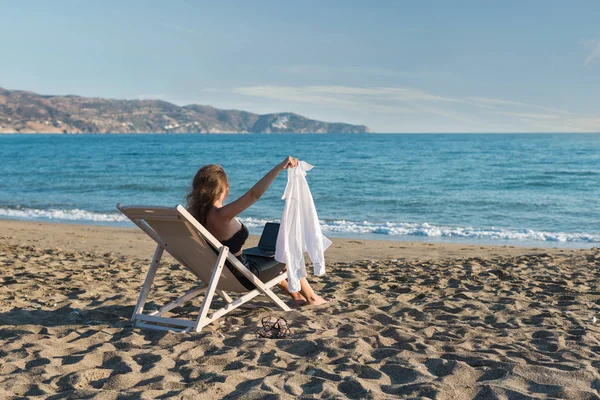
[0,207,128,223]
[318,220,600,243]
[238,217,275,229]
[1,208,598,243]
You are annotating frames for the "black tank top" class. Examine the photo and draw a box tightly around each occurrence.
[220,223,249,254]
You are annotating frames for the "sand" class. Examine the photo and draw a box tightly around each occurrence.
[0,219,574,263]
[1,220,600,399]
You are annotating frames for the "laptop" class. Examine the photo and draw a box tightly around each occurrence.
[243,222,280,258]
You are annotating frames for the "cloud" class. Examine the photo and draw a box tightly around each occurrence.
[229,84,600,132]
[465,95,600,132]
[517,114,600,132]
[136,94,166,100]
[490,111,561,121]
[418,106,479,125]
[234,86,353,106]
[231,85,483,129]
[467,97,570,115]
[201,88,229,93]
[482,109,600,133]
[307,86,461,103]
[584,39,600,66]
[234,85,460,104]
[234,85,416,114]
[276,65,446,79]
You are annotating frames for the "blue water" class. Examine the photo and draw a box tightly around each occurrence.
[1,134,599,247]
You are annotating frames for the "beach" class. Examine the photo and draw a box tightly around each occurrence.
[2,0,600,397]
[2,220,600,399]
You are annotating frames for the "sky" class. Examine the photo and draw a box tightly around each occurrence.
[0,0,599,133]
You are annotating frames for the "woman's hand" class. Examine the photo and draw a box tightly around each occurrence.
[279,156,299,170]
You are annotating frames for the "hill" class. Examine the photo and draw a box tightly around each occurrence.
[0,87,372,134]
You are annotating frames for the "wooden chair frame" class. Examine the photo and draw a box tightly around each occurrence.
[117,204,290,333]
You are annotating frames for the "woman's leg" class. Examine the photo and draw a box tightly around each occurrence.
[297,277,331,306]
[254,259,330,306]
[246,258,303,304]
[277,280,307,306]
[277,276,330,306]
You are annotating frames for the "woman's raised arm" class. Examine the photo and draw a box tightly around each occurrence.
[216,156,298,221]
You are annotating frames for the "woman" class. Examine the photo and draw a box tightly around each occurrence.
[186,156,330,306]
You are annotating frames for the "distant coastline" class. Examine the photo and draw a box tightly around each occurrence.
[0,87,372,134]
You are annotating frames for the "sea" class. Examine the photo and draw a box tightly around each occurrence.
[1,133,599,248]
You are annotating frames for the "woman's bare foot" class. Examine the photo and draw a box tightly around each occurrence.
[292,299,307,308]
[279,280,308,306]
[281,277,332,307]
[306,295,333,306]
[287,288,307,308]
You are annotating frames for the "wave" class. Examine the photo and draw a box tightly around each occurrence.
[1,207,598,243]
[317,220,600,243]
[0,207,128,223]
[241,218,600,243]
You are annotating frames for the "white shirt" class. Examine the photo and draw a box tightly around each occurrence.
[275,161,332,293]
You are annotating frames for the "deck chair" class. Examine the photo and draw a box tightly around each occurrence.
[117,204,290,332]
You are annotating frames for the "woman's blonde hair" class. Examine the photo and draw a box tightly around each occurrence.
[186,165,229,225]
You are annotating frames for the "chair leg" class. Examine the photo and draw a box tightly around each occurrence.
[132,245,164,321]
[150,284,208,316]
[245,272,292,312]
[216,289,233,303]
[261,273,292,312]
[193,246,229,332]
[196,273,291,329]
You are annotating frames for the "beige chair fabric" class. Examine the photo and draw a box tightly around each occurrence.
[117,204,290,332]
